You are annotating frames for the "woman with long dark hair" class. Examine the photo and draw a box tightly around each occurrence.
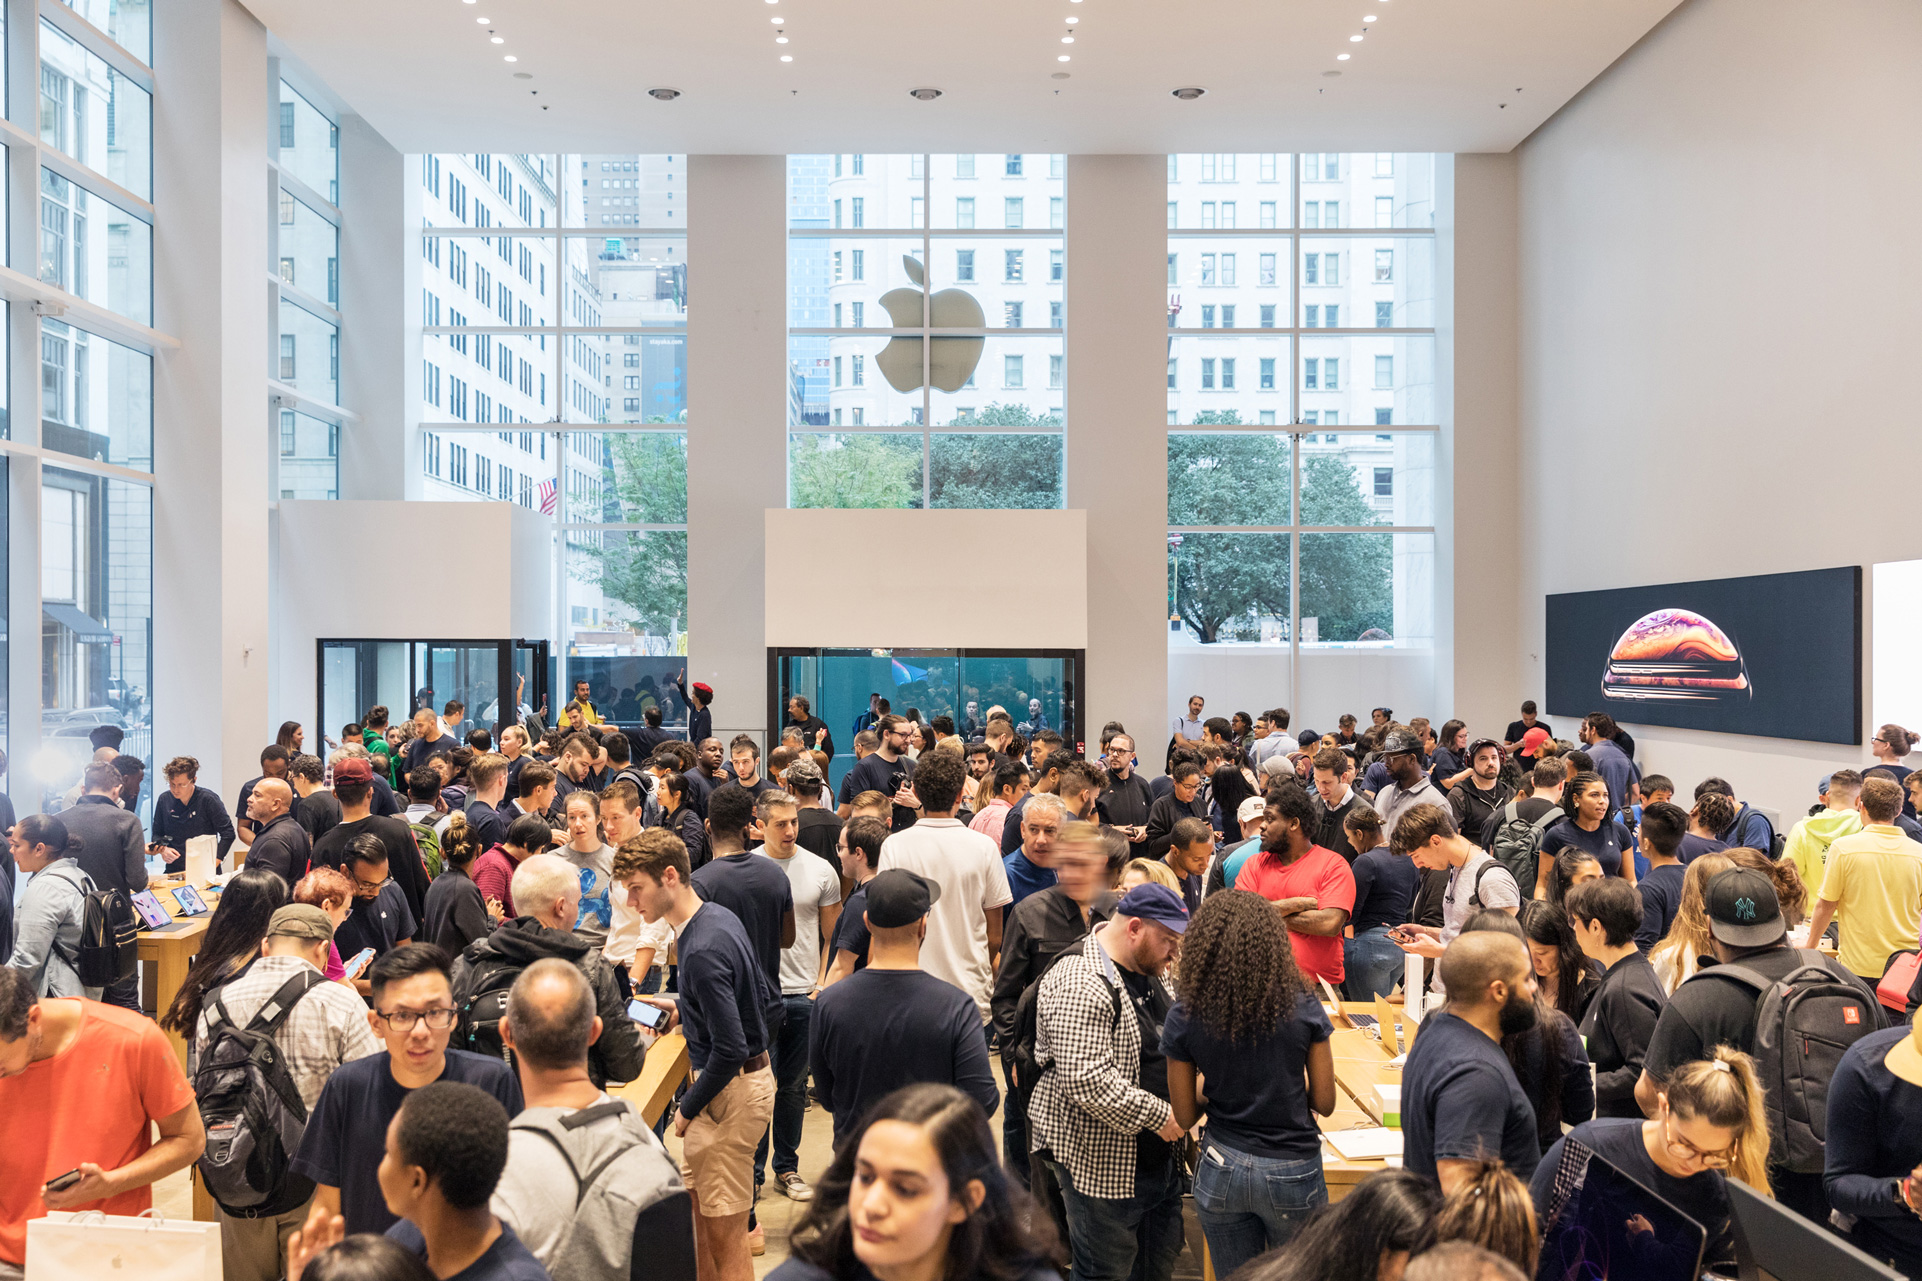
[1231,1168,1441,1281]
[1211,764,1258,842]
[160,866,290,1039]
[771,1083,1060,1281]
[1165,891,1337,1277]
[1519,900,1600,1021]
[276,721,305,754]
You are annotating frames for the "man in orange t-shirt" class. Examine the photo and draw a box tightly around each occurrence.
[1234,782,1357,986]
[0,973,204,1271]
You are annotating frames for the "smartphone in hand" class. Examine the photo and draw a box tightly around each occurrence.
[341,947,378,980]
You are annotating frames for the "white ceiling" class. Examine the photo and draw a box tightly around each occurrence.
[248,0,1683,156]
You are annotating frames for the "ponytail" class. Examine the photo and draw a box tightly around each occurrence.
[14,813,76,856]
[1665,1047,1772,1195]
[1434,1160,1540,1277]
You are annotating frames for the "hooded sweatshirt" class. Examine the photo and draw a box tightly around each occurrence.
[450,916,646,1087]
[1785,807,1864,911]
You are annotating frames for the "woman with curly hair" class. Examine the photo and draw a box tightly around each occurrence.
[1164,890,1337,1277]
[771,1083,1060,1281]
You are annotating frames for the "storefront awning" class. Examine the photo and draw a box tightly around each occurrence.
[43,603,111,642]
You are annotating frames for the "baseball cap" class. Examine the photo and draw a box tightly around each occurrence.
[864,869,942,928]
[1297,730,1320,748]
[1237,795,1268,825]
[785,758,824,790]
[267,904,335,942]
[1521,726,1552,753]
[1467,738,1505,762]
[1703,867,1786,948]
[1116,883,1190,934]
[332,757,373,785]
[1379,729,1422,757]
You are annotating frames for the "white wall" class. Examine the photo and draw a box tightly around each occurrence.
[766,510,1086,648]
[270,500,552,731]
[1168,647,1437,742]
[1516,0,1922,819]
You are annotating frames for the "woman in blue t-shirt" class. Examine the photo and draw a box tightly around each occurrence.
[1165,890,1337,1279]
[1536,771,1633,897]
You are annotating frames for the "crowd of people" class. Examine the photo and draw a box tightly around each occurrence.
[4,690,1922,1281]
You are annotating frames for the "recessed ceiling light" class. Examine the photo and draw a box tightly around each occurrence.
[503,54,517,61]
[909,87,942,100]
[491,36,504,43]
[648,87,681,100]
[476,16,490,22]
[1065,14,1079,21]
[781,54,793,61]
[1349,34,1363,41]
[770,15,783,21]
[1363,14,1377,20]
[1057,53,1070,61]
[1171,86,1206,100]
[776,35,788,42]
[1061,35,1073,42]
[1337,52,1350,59]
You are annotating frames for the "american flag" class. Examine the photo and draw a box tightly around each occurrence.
[537,478,558,515]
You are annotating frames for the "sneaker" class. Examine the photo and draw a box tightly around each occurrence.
[778,1171,815,1202]
[747,1225,766,1256]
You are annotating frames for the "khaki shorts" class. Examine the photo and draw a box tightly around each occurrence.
[679,1065,776,1217]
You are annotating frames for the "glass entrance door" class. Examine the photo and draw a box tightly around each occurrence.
[319,639,545,750]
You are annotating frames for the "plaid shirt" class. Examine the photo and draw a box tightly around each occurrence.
[1028,925,1173,1198]
[193,955,383,1109]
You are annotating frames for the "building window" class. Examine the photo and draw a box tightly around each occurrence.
[1005,354,1024,388]
[1167,201,1177,228]
[1376,408,1393,426]
[1374,467,1394,497]
[1167,359,1177,389]
[1201,306,1214,329]
[1259,358,1275,390]
[1005,197,1023,229]
[1005,154,1022,175]
[1259,254,1276,286]
[1376,301,1392,328]
[1260,154,1277,182]
[1305,305,1319,329]
[1049,355,1063,388]
[1200,254,1215,286]
[852,354,864,386]
[956,249,975,281]
[956,154,975,178]
[1375,153,1394,177]
[1050,301,1062,327]
[1167,254,1177,286]
[851,197,864,228]
[1375,355,1393,389]
[1375,249,1394,282]
[851,250,865,280]
[1260,305,1275,328]
[1201,201,1215,230]
[1201,358,1215,390]
[279,335,296,380]
[956,197,974,228]
[1050,249,1064,282]
[1005,249,1023,282]
[1220,358,1236,390]
[1005,302,1023,328]
[1325,305,1339,327]
[1260,201,1276,229]
[1376,196,1394,228]
[1220,254,1236,286]
[1050,197,1063,229]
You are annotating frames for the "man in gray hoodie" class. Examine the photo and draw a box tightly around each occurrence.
[493,958,693,1280]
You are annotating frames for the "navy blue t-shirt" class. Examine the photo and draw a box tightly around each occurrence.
[1532,1118,1732,1268]
[1401,1010,1540,1183]
[691,852,794,988]
[290,1051,523,1236]
[1677,833,1729,865]
[387,1219,550,1281]
[1161,992,1332,1160]
[334,881,418,960]
[1634,863,1687,951]
[1350,846,1420,933]
[831,882,872,970]
[1540,817,1632,878]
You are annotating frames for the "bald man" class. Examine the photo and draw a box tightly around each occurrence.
[242,777,312,885]
[493,959,690,1276]
[1400,931,1544,1192]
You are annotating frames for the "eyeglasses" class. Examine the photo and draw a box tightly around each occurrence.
[353,875,394,894]
[374,1007,459,1031]
[1661,1113,1735,1168]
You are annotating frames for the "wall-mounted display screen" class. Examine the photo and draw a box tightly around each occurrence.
[1546,567,1860,744]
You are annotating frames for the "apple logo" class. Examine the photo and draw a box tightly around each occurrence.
[875,255,985,393]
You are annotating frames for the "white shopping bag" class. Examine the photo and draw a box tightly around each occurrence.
[184,835,220,886]
[25,1210,221,1281]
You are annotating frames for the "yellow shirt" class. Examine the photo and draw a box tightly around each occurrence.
[1821,823,1922,978]
[577,699,603,726]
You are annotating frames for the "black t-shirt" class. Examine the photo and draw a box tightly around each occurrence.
[1350,846,1420,932]
[1477,796,1564,847]
[294,789,343,844]
[691,852,794,987]
[841,752,918,830]
[1541,817,1632,878]
[1119,965,1176,1174]
[1634,863,1687,951]
[403,734,458,775]
[1096,773,1154,832]
[1532,1118,1733,1268]
[796,808,843,862]
[1677,833,1729,865]
[832,882,872,970]
[810,968,999,1146]
[290,1050,523,1235]
[1402,1010,1541,1184]
[1643,946,1877,1085]
[1161,992,1332,1160]
[313,815,430,919]
[334,881,418,960]
[386,1220,548,1281]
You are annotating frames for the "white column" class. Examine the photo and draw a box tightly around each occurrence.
[686,156,786,747]
[337,117,415,502]
[151,0,271,796]
[1443,154,1521,729]
[5,0,42,780]
[1065,157,1169,762]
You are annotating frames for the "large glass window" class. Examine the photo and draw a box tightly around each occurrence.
[39,19,150,200]
[1167,155,1438,657]
[272,80,344,500]
[787,154,1064,508]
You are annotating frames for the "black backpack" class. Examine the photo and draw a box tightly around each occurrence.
[455,952,524,1066]
[1487,802,1559,899]
[46,865,139,988]
[194,970,326,1212]
[1006,939,1122,1111]
[1685,951,1886,1173]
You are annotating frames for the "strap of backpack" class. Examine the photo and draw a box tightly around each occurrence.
[244,971,327,1039]
[1685,962,1773,996]
[1527,807,1561,835]
[42,865,96,971]
[511,1104,644,1209]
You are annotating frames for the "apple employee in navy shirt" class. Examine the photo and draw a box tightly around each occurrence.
[1401,930,1543,1193]
[618,826,779,1281]
[1826,1016,1922,1276]
[292,944,522,1236]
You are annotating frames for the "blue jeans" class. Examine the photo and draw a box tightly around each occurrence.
[1192,1142,1326,1278]
[1047,1155,1186,1281]
[1343,926,1403,1001]
[753,993,813,1186]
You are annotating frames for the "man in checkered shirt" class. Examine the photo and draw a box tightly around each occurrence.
[193,904,381,1281]
[1029,883,1190,1281]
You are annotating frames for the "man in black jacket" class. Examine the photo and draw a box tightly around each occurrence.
[1143,761,1209,859]
[990,833,1118,1187]
[1446,740,1516,851]
[1095,733,1153,853]
[60,760,150,1010]
[451,852,645,1089]
[1568,876,1666,1119]
[1309,747,1368,862]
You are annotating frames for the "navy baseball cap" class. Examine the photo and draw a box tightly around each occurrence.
[1116,883,1190,934]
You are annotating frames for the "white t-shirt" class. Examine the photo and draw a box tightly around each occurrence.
[1432,850,1521,995]
[878,818,1013,1019]
[767,846,843,995]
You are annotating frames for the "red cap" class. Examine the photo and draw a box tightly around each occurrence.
[693,682,713,698]
[333,757,374,785]
[1521,726,1551,753]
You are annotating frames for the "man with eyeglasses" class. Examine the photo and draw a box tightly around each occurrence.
[291,943,522,1237]
[835,713,919,831]
[332,834,417,996]
[1096,734,1152,850]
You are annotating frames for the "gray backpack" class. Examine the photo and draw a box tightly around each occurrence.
[1488,801,1560,899]
[508,1099,695,1281]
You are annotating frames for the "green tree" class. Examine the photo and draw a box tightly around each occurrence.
[1298,453,1392,641]
[1166,432,1291,643]
[789,433,920,508]
[573,433,690,633]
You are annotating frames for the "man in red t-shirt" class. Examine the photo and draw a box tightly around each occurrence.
[1234,782,1357,985]
[0,973,205,1270]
